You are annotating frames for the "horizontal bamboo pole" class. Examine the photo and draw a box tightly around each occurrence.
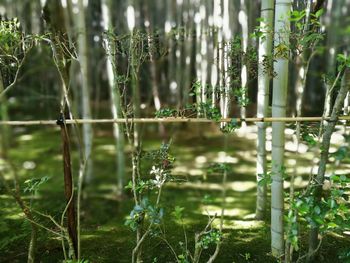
[0,116,349,126]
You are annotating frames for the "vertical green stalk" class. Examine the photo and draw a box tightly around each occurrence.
[271,0,291,258]
[255,0,274,220]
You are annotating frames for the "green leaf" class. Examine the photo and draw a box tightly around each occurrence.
[315,9,324,18]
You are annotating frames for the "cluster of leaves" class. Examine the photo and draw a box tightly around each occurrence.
[285,207,300,251]
[251,17,272,41]
[331,146,349,162]
[233,87,250,107]
[288,122,319,147]
[207,163,232,174]
[155,101,240,135]
[142,143,175,170]
[338,249,350,261]
[125,197,164,231]
[0,19,22,55]
[104,30,165,64]
[227,37,257,107]
[257,172,272,187]
[261,54,276,78]
[198,229,222,249]
[125,144,174,231]
[198,102,222,121]
[189,80,217,97]
[155,104,197,118]
[202,194,215,205]
[0,19,25,82]
[330,134,350,162]
[171,206,185,221]
[126,144,175,193]
[289,9,325,57]
[337,54,350,72]
[23,176,50,194]
[287,174,350,250]
[257,164,286,187]
[227,37,243,87]
[252,18,277,78]
[155,108,177,118]
[274,42,290,60]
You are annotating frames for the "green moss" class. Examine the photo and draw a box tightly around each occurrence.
[0,126,349,263]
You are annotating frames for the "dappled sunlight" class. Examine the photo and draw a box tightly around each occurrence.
[215,151,239,163]
[169,181,256,192]
[202,205,250,218]
[236,125,257,139]
[0,158,6,171]
[172,165,189,175]
[195,155,207,168]
[18,134,33,141]
[330,131,345,144]
[22,161,36,170]
[3,209,24,220]
[53,154,62,161]
[285,141,308,153]
[284,177,308,189]
[229,181,256,191]
[234,150,255,163]
[212,218,264,231]
[189,168,204,176]
[96,183,117,192]
[96,144,115,154]
[234,165,256,176]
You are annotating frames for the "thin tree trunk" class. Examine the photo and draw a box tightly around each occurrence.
[271,0,291,258]
[143,1,166,138]
[0,72,10,158]
[43,0,78,257]
[256,0,274,220]
[195,0,203,115]
[77,0,94,183]
[31,0,41,35]
[308,68,350,259]
[199,0,208,108]
[59,122,78,257]
[101,0,126,195]
[212,0,222,109]
[127,3,143,262]
[166,0,177,106]
[175,1,184,109]
[323,0,343,117]
[239,0,249,124]
[182,0,195,106]
[221,0,231,121]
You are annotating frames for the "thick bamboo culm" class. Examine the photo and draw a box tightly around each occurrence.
[0,116,350,126]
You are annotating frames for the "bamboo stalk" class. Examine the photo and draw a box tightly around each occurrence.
[0,116,350,126]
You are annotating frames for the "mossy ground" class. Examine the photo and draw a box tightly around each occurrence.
[0,124,349,263]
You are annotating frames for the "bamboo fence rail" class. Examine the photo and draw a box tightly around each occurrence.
[0,116,349,126]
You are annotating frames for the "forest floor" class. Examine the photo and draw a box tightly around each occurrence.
[1,123,350,263]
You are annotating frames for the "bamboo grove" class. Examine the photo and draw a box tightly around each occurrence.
[0,0,350,262]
